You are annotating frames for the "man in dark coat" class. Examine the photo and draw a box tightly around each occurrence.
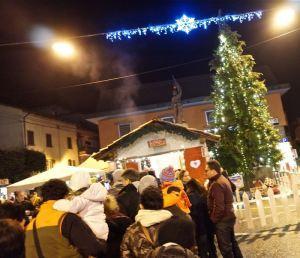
[117,169,140,220]
[206,160,243,258]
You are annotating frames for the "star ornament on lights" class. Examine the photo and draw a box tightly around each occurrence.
[176,15,198,34]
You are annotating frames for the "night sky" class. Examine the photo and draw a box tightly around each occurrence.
[0,1,299,126]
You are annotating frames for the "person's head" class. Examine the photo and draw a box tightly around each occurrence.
[140,186,163,210]
[160,166,175,183]
[178,170,191,184]
[121,169,139,186]
[41,179,69,202]
[206,160,221,179]
[139,171,148,180]
[148,170,157,178]
[157,217,196,249]
[104,195,120,216]
[138,175,158,194]
[0,219,25,258]
[69,172,91,192]
[185,178,207,196]
[14,191,26,203]
[166,186,181,195]
[0,203,26,228]
[112,169,124,185]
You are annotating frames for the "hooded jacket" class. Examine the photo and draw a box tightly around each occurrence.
[54,183,109,240]
[120,209,172,258]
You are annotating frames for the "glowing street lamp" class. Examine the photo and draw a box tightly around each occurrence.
[273,7,296,28]
[52,41,76,58]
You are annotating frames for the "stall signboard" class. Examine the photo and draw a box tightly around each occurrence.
[184,147,207,184]
[148,138,166,148]
[229,174,244,189]
[0,179,9,186]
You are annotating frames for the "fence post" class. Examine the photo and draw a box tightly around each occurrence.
[291,174,300,215]
[281,190,290,220]
[242,192,254,229]
[267,188,279,224]
[255,189,267,227]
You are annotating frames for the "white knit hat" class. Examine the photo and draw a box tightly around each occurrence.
[138,175,158,194]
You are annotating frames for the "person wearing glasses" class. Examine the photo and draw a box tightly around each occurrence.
[206,160,243,258]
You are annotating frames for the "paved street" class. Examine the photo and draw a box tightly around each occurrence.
[237,225,300,258]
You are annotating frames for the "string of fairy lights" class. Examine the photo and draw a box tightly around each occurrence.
[106,11,263,41]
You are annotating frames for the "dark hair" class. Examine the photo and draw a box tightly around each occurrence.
[139,171,148,180]
[121,169,139,182]
[207,160,221,174]
[0,219,25,258]
[157,217,196,249]
[167,186,181,194]
[185,179,207,196]
[148,170,156,178]
[0,203,25,223]
[41,179,69,201]
[141,186,163,210]
[177,170,186,181]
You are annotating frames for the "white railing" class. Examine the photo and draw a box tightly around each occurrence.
[233,173,300,230]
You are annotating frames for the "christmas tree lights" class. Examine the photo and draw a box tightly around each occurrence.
[106,11,263,41]
[210,25,282,182]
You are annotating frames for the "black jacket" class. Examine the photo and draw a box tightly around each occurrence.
[188,190,213,235]
[117,183,140,220]
[105,213,132,258]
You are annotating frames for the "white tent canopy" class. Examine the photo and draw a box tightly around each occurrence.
[7,165,104,193]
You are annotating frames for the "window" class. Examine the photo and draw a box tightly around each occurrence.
[68,159,72,166]
[161,116,175,123]
[118,123,131,137]
[67,137,72,149]
[46,134,53,147]
[205,110,215,125]
[27,130,35,146]
[46,159,55,169]
[72,160,76,166]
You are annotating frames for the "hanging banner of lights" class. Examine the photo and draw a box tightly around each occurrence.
[106,11,263,41]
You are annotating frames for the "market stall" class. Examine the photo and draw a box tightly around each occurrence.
[7,165,105,194]
[93,119,219,184]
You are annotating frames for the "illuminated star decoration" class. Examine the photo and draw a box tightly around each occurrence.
[106,10,263,41]
[176,15,197,34]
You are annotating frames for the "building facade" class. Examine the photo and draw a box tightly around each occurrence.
[88,88,289,149]
[0,104,99,170]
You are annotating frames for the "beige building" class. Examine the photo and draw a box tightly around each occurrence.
[0,104,95,170]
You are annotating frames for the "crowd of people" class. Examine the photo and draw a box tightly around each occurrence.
[0,160,243,258]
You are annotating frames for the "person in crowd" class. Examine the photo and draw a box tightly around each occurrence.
[206,160,243,258]
[221,169,237,193]
[68,171,91,195]
[160,167,191,215]
[104,195,132,258]
[138,175,158,194]
[120,186,173,258]
[14,191,35,224]
[0,202,26,228]
[117,169,140,220]
[178,170,191,187]
[54,180,109,241]
[109,169,125,197]
[148,170,161,187]
[186,179,217,258]
[0,219,25,258]
[139,171,149,180]
[25,179,106,258]
[148,217,199,258]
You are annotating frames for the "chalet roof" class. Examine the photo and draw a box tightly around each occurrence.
[93,119,219,161]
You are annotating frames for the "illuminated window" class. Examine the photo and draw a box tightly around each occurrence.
[205,110,215,125]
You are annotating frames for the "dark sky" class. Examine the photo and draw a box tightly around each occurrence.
[0,1,299,124]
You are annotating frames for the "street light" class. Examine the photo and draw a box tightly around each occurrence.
[52,41,76,58]
[273,7,296,28]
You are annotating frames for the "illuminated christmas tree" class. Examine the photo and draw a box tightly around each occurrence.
[209,25,282,181]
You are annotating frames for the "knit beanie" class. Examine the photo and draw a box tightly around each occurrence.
[138,175,158,194]
[112,169,124,184]
[160,166,175,183]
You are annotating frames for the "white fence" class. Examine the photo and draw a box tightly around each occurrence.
[234,173,300,230]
